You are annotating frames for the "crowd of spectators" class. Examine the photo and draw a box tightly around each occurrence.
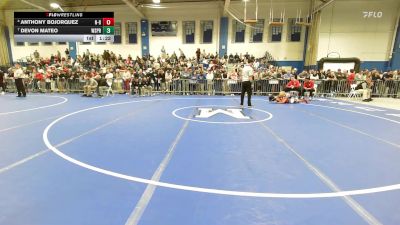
[0,48,399,98]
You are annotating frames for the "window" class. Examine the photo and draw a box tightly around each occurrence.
[114,22,122,44]
[288,18,302,42]
[270,19,283,42]
[183,21,195,44]
[126,22,138,44]
[232,20,245,43]
[43,42,53,46]
[58,42,67,45]
[200,20,213,43]
[270,26,282,42]
[29,42,39,46]
[81,42,91,45]
[250,19,264,43]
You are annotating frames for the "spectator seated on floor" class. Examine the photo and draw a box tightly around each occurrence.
[141,77,153,96]
[284,76,301,93]
[131,78,139,96]
[355,76,374,102]
[105,69,114,86]
[302,77,315,97]
[95,75,108,97]
[82,73,98,97]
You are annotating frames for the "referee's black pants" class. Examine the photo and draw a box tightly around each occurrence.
[240,81,252,106]
[15,78,26,97]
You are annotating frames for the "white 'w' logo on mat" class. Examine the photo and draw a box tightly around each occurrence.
[195,108,250,119]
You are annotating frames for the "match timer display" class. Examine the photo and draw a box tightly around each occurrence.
[14,12,115,43]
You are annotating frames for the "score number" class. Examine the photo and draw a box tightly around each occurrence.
[103,26,114,34]
[102,18,114,34]
[103,18,114,26]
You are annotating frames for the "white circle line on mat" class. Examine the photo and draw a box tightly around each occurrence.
[172,105,273,124]
[0,95,68,116]
[253,98,400,125]
[43,97,400,198]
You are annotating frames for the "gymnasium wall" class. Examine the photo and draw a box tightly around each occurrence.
[227,1,308,61]
[318,0,400,70]
[144,3,220,58]
[3,2,309,63]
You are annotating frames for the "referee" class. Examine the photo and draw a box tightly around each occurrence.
[240,59,254,107]
[14,63,26,97]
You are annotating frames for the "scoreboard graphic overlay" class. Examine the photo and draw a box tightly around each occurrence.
[14,12,114,43]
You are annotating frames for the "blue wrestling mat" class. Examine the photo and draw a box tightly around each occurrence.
[0,94,400,225]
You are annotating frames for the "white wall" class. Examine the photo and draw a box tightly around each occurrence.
[228,1,308,60]
[318,0,400,61]
[73,5,142,58]
[144,3,220,57]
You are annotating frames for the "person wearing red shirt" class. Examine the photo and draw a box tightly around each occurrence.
[347,69,356,85]
[284,76,301,93]
[302,77,315,97]
[35,69,45,92]
[45,69,52,92]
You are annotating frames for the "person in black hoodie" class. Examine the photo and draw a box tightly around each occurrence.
[157,69,166,93]
[95,75,107,97]
[131,78,139,96]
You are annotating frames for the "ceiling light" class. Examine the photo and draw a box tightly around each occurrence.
[152,0,161,4]
[50,2,64,11]
[142,4,167,8]
[50,3,60,8]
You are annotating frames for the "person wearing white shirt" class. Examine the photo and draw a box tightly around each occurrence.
[310,71,319,80]
[105,70,114,86]
[165,70,173,93]
[206,69,214,95]
[14,63,26,97]
[104,69,114,95]
[240,60,254,107]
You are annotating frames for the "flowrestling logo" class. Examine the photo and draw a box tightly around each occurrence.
[363,11,383,18]
[195,108,250,119]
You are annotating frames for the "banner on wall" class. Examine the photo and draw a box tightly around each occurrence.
[318,57,361,72]
[151,21,177,36]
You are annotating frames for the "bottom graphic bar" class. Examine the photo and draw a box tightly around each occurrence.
[14,35,114,43]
